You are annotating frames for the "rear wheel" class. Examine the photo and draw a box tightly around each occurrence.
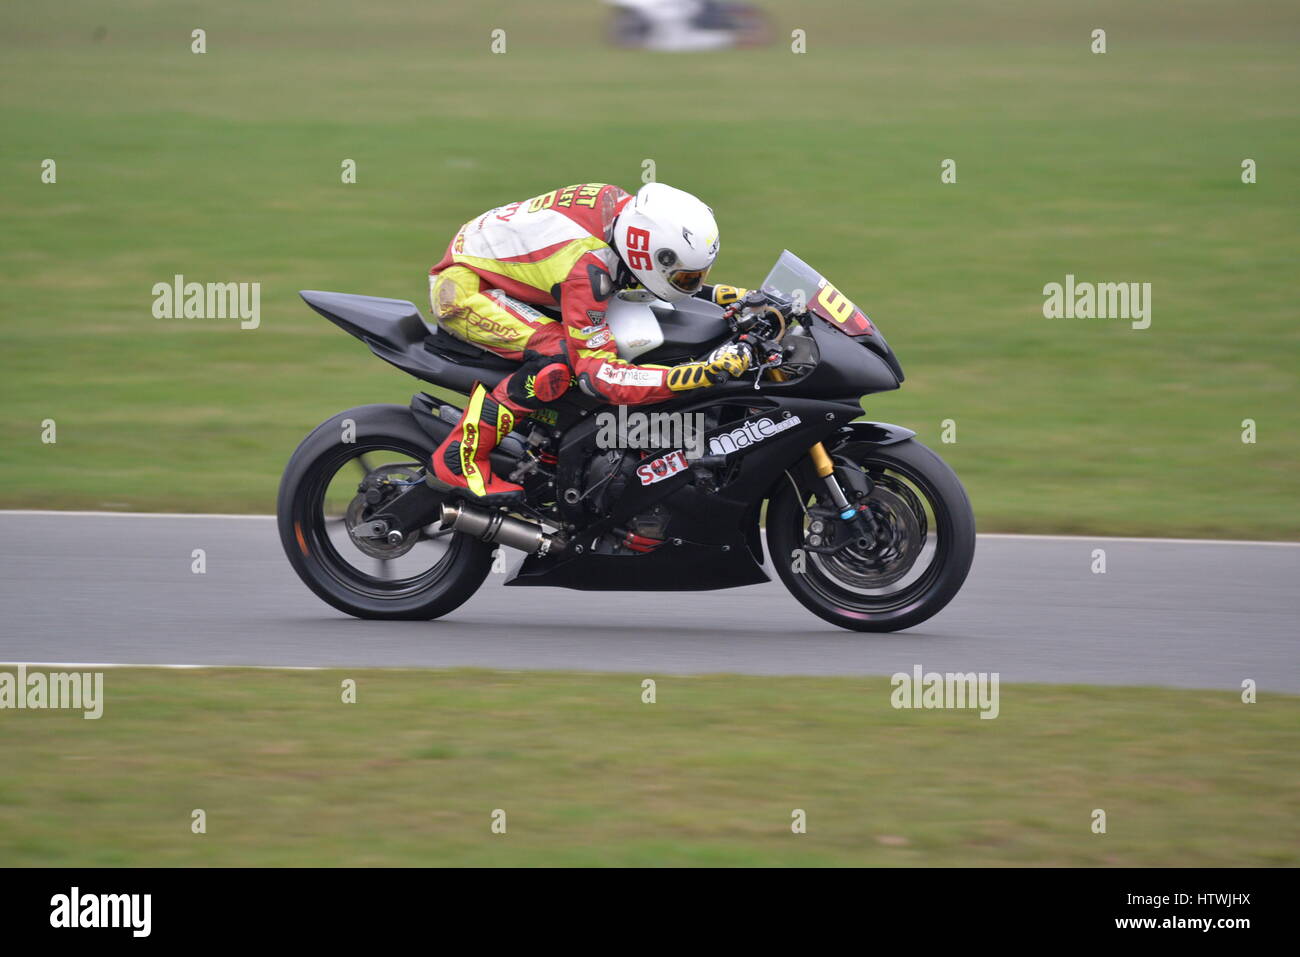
[767,438,975,632]
[277,405,494,620]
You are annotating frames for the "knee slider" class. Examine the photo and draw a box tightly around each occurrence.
[507,354,572,408]
[532,361,572,403]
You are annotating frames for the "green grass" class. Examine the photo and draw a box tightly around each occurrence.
[1,1,1297,536]
[0,667,1295,866]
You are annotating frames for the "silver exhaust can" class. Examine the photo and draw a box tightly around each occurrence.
[439,501,560,556]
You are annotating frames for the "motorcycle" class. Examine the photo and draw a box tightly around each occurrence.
[278,251,975,632]
[605,0,772,51]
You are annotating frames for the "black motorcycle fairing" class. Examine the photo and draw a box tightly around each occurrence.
[860,325,905,383]
[551,393,853,526]
[770,419,919,502]
[506,536,768,591]
[706,320,900,401]
[300,290,518,391]
[833,420,916,447]
[507,395,860,591]
[300,290,429,347]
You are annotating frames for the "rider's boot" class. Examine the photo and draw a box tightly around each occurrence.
[431,382,524,504]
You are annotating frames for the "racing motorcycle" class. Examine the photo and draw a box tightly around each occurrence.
[605,0,772,51]
[278,251,975,632]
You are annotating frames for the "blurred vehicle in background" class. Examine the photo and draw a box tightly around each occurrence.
[605,0,771,51]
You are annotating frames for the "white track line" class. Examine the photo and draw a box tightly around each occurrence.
[977,533,1299,548]
[0,509,274,520]
[0,661,546,674]
[1,509,1296,547]
[0,661,326,671]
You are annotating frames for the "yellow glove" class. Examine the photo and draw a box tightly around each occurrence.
[709,284,749,306]
[666,345,750,392]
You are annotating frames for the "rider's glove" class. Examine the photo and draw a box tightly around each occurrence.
[665,344,751,392]
[707,284,749,306]
[723,288,792,321]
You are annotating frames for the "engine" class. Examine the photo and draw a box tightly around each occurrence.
[579,449,673,552]
[582,449,639,516]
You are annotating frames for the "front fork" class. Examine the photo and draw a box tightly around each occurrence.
[802,441,877,553]
[766,365,857,517]
[809,442,856,519]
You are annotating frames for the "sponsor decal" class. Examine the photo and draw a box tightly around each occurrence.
[464,311,515,340]
[585,310,607,324]
[493,201,522,223]
[707,415,803,456]
[595,365,664,388]
[461,423,480,477]
[586,329,612,349]
[487,289,545,322]
[637,449,690,486]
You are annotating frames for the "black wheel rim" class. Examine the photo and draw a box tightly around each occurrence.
[791,454,952,618]
[295,440,462,601]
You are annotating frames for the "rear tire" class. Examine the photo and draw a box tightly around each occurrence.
[277,404,494,620]
[767,438,975,632]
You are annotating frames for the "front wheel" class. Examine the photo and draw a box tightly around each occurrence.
[277,404,495,620]
[767,437,975,632]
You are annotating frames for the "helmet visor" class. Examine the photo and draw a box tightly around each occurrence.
[668,266,710,294]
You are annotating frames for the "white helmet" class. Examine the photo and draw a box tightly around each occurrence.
[613,183,719,302]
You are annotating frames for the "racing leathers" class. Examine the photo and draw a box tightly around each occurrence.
[428,183,747,501]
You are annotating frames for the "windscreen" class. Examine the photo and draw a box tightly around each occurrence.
[760,250,875,337]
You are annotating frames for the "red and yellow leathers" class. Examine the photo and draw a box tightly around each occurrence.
[428,183,747,500]
[430,382,526,502]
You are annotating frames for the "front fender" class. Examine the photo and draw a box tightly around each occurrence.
[763,420,918,503]
[833,421,916,447]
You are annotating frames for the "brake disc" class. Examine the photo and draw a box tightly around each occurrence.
[819,482,923,589]
[344,464,424,560]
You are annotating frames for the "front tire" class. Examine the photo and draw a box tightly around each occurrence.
[277,404,494,620]
[767,437,975,632]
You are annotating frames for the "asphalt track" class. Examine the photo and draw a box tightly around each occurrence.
[1,511,1297,691]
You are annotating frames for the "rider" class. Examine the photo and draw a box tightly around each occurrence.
[428,182,751,502]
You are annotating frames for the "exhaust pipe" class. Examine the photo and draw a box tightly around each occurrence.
[439,501,563,557]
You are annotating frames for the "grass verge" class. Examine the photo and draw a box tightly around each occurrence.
[1,666,1295,866]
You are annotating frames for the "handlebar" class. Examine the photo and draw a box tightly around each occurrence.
[719,291,804,385]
